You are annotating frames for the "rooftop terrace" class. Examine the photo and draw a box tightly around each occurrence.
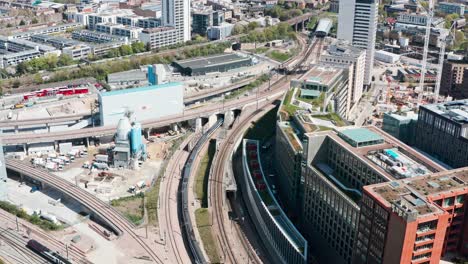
[325,127,446,180]
[366,167,468,219]
[303,65,343,87]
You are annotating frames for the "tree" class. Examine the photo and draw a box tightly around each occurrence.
[6,23,12,28]
[19,20,26,26]
[11,79,21,88]
[445,14,459,29]
[33,73,43,84]
[247,21,260,31]
[31,18,38,24]
[57,54,73,66]
[119,45,133,56]
[232,24,245,35]
[131,41,146,53]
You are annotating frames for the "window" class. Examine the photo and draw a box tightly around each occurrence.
[444,197,455,207]
[456,195,464,204]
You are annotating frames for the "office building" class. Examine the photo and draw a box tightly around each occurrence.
[321,40,366,105]
[192,10,214,35]
[291,65,350,118]
[207,23,234,40]
[355,167,468,264]
[382,111,418,145]
[72,30,129,43]
[397,13,428,26]
[300,127,444,264]
[414,100,468,168]
[337,0,378,86]
[438,2,465,16]
[440,60,468,100]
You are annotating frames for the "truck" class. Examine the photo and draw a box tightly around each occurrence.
[7,111,12,119]
[45,162,58,171]
[93,162,109,170]
[136,180,146,189]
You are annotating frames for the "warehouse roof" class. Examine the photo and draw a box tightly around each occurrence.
[100,82,182,97]
[174,53,250,70]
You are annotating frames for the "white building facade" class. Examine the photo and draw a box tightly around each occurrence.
[338,0,378,86]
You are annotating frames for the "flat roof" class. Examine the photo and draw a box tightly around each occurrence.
[338,128,384,146]
[422,99,468,125]
[300,89,321,97]
[309,126,446,181]
[100,82,182,97]
[366,167,468,218]
[174,53,251,70]
[303,65,344,87]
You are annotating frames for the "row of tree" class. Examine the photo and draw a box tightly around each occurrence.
[46,42,231,83]
[16,54,74,75]
[239,22,296,43]
[104,42,147,59]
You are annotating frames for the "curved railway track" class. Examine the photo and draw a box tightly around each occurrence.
[208,36,325,264]
[5,160,165,264]
[164,141,190,264]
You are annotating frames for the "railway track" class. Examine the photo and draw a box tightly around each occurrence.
[0,209,89,263]
[5,160,165,264]
[0,227,46,264]
[207,36,324,264]
[163,139,191,264]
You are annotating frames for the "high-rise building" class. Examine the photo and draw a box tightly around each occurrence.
[414,100,468,169]
[337,0,378,86]
[355,167,468,264]
[440,60,468,100]
[321,40,366,105]
[141,0,190,49]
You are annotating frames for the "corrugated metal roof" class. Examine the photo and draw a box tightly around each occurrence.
[100,82,182,97]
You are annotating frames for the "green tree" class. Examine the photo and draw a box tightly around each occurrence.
[119,45,133,56]
[57,54,73,66]
[131,41,146,53]
[31,18,38,24]
[6,23,12,28]
[232,24,245,35]
[247,21,260,31]
[33,73,43,84]
[445,14,459,29]
[19,20,26,26]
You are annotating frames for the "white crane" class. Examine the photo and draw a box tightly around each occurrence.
[417,0,434,105]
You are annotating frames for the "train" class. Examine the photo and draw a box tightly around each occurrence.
[23,86,89,101]
[26,239,72,264]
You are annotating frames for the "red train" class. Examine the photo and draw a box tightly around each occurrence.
[23,86,89,101]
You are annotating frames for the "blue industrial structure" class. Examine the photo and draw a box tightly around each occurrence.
[315,18,333,37]
[148,65,157,85]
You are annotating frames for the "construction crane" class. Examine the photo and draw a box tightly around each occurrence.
[417,0,434,105]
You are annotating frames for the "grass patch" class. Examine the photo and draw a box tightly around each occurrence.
[194,140,216,208]
[245,105,279,143]
[111,193,144,225]
[195,208,220,263]
[312,113,346,126]
[281,88,299,120]
[146,134,189,226]
[225,74,269,100]
[0,201,63,231]
[317,126,333,131]
[267,50,292,62]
